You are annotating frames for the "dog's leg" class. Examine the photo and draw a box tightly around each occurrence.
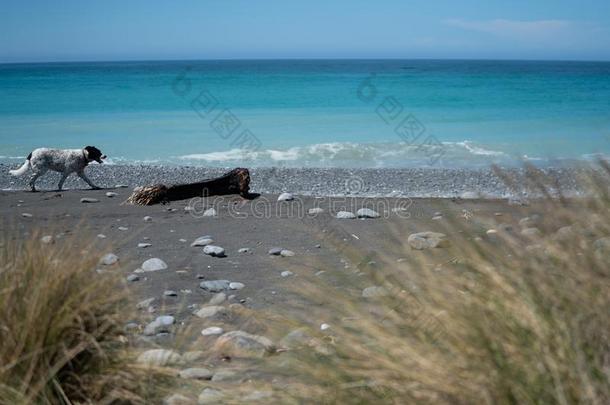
[29,170,45,192]
[77,170,100,190]
[57,173,69,191]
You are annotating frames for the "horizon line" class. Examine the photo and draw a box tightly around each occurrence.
[2,56,610,65]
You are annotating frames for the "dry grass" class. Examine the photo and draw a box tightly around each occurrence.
[0,232,167,404]
[266,164,610,404]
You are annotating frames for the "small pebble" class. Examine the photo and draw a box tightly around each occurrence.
[118,226,128,231]
[281,271,293,277]
[278,192,294,201]
[201,326,224,336]
[320,323,331,331]
[229,282,245,290]
[164,290,178,297]
[336,211,356,219]
[138,242,152,248]
[203,245,225,257]
[126,274,139,282]
[40,235,53,244]
[105,192,118,198]
[143,216,153,222]
[80,197,99,203]
[21,213,33,218]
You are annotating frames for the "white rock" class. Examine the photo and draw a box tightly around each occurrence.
[278,192,294,201]
[407,232,450,250]
[80,197,99,203]
[118,226,128,231]
[208,292,226,305]
[164,290,178,297]
[356,208,380,218]
[40,235,53,244]
[229,282,245,290]
[126,274,139,282]
[100,253,119,266]
[486,229,498,235]
[144,315,175,335]
[105,192,118,198]
[200,280,231,292]
[320,323,331,331]
[191,236,214,247]
[143,216,153,222]
[97,234,106,239]
[203,208,217,217]
[138,242,152,248]
[336,211,356,219]
[281,271,293,277]
[362,286,389,298]
[141,258,168,272]
[193,305,228,319]
[308,207,324,215]
[201,326,224,336]
[21,213,33,218]
[137,349,181,366]
[280,249,295,257]
[238,247,250,253]
[203,245,225,257]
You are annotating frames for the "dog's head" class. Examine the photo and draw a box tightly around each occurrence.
[83,146,107,164]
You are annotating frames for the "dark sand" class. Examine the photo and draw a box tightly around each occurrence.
[1,187,537,319]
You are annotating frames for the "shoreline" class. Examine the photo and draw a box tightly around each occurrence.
[0,163,594,199]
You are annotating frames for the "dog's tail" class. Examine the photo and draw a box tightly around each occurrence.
[9,152,32,176]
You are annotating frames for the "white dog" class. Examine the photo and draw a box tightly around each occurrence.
[9,146,107,191]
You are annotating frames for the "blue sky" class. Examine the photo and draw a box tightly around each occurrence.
[2,0,610,62]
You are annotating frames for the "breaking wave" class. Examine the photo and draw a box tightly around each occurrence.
[177,141,513,168]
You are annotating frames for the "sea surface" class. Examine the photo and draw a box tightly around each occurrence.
[1,59,609,168]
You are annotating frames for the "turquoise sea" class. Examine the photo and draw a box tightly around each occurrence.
[1,60,609,168]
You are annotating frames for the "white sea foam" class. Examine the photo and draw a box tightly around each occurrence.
[177,141,512,167]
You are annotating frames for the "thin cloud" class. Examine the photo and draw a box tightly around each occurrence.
[444,18,583,42]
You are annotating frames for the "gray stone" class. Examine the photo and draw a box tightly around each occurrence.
[336,211,356,219]
[80,197,99,203]
[138,242,152,248]
[356,208,380,218]
[208,292,226,305]
[105,192,118,198]
[281,271,294,277]
[198,388,224,404]
[100,253,119,266]
[143,215,153,222]
[178,367,213,380]
[362,286,389,298]
[137,349,181,366]
[200,280,230,292]
[164,290,178,297]
[268,247,282,255]
[21,213,33,218]
[141,258,168,272]
[211,370,238,382]
[521,227,542,238]
[238,247,250,253]
[277,192,294,201]
[203,245,225,257]
[193,306,228,319]
[191,236,214,247]
[407,232,450,249]
[214,330,275,357]
[163,393,194,405]
[143,315,175,336]
[118,226,129,231]
[126,274,139,282]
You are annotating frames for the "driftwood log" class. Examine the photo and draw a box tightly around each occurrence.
[127,168,250,205]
